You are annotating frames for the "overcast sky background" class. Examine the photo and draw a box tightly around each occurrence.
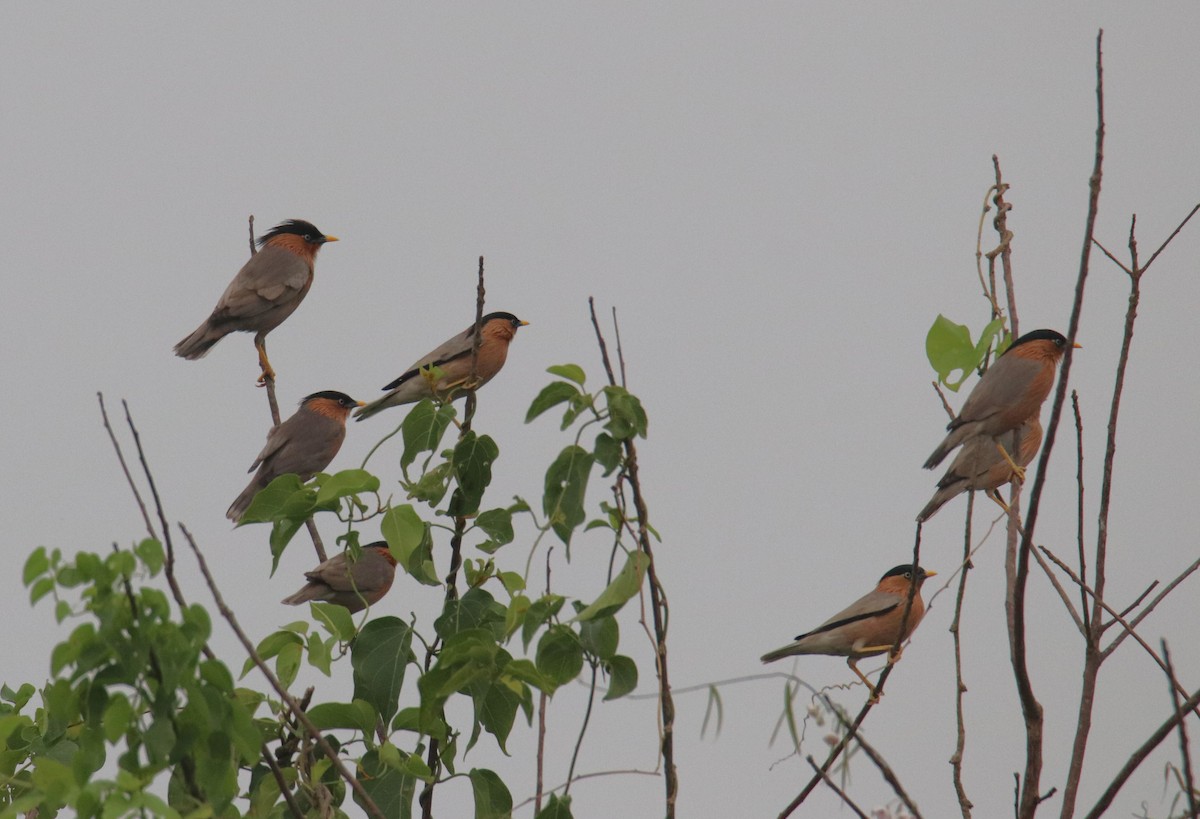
[3,5,1199,818]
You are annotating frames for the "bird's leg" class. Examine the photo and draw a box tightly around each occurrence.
[995,440,1025,484]
[847,658,881,703]
[255,334,276,385]
[986,489,1012,515]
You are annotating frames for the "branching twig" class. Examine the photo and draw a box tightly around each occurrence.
[588,297,676,818]
[1162,643,1198,819]
[806,756,870,819]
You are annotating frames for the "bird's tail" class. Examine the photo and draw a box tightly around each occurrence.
[916,485,957,523]
[174,321,223,360]
[281,584,322,607]
[226,482,260,523]
[761,643,803,664]
[923,426,969,470]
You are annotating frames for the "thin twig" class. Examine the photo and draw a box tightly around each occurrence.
[588,297,676,818]
[1081,685,1200,819]
[180,523,385,819]
[806,756,870,819]
[1162,643,1198,819]
[1071,392,1090,632]
[512,769,661,811]
[421,257,487,819]
[823,698,923,819]
[564,663,599,795]
[98,393,156,538]
[949,494,974,819]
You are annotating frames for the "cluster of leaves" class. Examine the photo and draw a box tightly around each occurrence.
[2,365,651,819]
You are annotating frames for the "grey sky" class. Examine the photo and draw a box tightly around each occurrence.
[3,4,1198,817]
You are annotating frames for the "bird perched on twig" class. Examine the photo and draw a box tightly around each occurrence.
[762,564,936,701]
[354,312,528,421]
[174,219,338,384]
[227,390,362,522]
[917,418,1043,522]
[924,329,1076,471]
[281,542,397,613]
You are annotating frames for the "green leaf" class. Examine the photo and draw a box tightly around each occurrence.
[102,693,133,743]
[405,460,453,506]
[579,615,619,660]
[382,505,440,586]
[268,518,306,575]
[134,538,164,575]
[547,364,586,385]
[525,381,581,424]
[474,682,520,753]
[474,508,514,554]
[469,768,513,819]
[603,386,648,440]
[521,595,565,651]
[543,445,594,549]
[276,641,302,689]
[573,551,649,622]
[925,314,1006,392]
[316,468,380,505]
[592,432,621,476]
[436,589,506,640]
[236,474,305,524]
[357,748,418,819]
[29,576,55,605]
[535,794,574,819]
[536,625,584,689]
[401,399,457,469]
[603,655,638,700]
[449,432,499,517]
[311,601,357,642]
[306,699,377,733]
[352,617,414,726]
[23,547,49,586]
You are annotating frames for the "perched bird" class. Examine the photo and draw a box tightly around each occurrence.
[354,312,528,421]
[924,329,1076,470]
[227,391,363,522]
[762,565,936,701]
[281,542,398,613]
[917,418,1043,522]
[174,219,338,383]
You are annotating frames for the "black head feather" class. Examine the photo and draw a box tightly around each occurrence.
[259,219,331,247]
[302,390,359,408]
[879,564,930,583]
[480,311,526,328]
[1005,329,1068,354]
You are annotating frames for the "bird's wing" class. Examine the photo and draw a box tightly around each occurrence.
[954,354,1039,426]
[212,246,311,322]
[248,418,293,472]
[268,417,345,478]
[314,551,387,593]
[381,325,474,390]
[799,589,903,640]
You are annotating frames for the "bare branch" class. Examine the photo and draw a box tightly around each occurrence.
[1081,685,1200,819]
[1162,643,1198,819]
[806,756,870,819]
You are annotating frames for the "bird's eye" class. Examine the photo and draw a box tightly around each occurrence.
[304,234,315,242]
[904,571,913,578]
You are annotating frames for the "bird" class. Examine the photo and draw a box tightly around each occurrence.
[924,328,1076,470]
[174,219,338,384]
[761,564,936,701]
[227,390,363,522]
[917,417,1043,522]
[354,312,528,421]
[281,542,398,613]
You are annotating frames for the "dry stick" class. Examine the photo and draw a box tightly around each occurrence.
[105,397,305,818]
[805,756,870,819]
[420,257,487,819]
[1163,643,1199,819]
[564,664,600,795]
[514,769,661,811]
[587,297,677,818]
[1011,32,1106,818]
[1081,685,1200,819]
[180,523,385,819]
[990,153,1052,819]
[1071,393,1090,632]
[822,696,923,819]
[534,549,553,815]
[949,493,975,819]
[1039,547,1200,719]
